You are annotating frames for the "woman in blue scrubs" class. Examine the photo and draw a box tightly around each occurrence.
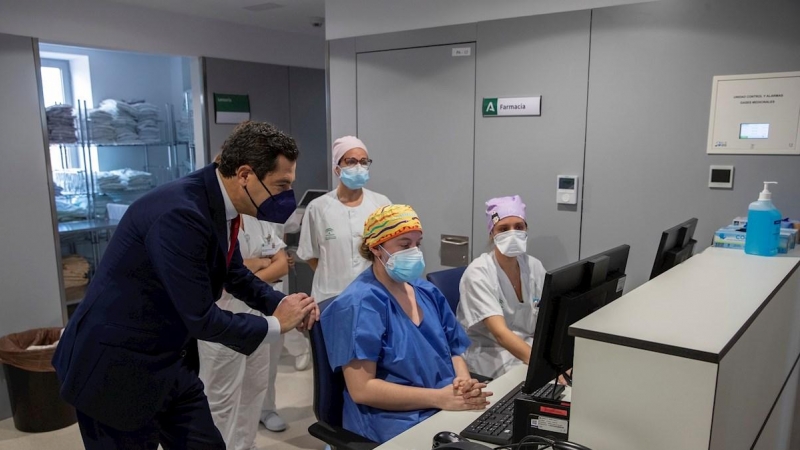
[321,204,493,443]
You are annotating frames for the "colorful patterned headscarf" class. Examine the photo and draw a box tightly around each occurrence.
[363,204,423,249]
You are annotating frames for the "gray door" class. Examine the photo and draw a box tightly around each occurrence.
[472,13,591,271]
[357,44,476,274]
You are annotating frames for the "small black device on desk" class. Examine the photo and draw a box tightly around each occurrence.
[431,431,493,449]
[460,245,631,446]
[513,395,571,443]
[461,382,565,444]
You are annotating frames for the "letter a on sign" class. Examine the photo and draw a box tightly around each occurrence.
[483,98,498,116]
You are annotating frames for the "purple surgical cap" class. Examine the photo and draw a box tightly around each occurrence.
[485,195,526,234]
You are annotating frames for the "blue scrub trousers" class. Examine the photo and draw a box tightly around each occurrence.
[76,364,225,449]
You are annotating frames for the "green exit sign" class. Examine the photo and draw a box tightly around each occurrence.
[214,93,251,124]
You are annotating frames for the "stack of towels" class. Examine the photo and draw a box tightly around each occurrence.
[100,99,139,143]
[88,108,115,143]
[55,196,88,222]
[89,99,162,144]
[133,102,161,143]
[96,168,153,192]
[45,104,78,144]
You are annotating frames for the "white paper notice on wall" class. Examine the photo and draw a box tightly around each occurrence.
[707,71,800,155]
[452,47,471,57]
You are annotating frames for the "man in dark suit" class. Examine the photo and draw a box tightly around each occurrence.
[53,122,319,449]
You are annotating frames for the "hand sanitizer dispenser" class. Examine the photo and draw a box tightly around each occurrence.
[744,181,782,256]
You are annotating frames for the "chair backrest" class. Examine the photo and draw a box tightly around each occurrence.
[426,266,467,314]
[310,297,345,427]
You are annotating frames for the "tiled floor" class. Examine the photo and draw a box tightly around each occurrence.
[0,334,324,450]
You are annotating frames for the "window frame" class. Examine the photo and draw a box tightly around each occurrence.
[40,58,74,106]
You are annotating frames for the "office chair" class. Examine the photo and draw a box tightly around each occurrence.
[426,266,468,314]
[307,297,379,450]
[426,267,493,384]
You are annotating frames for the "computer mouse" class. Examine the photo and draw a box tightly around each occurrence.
[435,442,494,450]
[432,431,465,448]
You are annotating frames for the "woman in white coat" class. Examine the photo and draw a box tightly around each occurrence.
[198,214,290,448]
[456,195,547,380]
[293,136,391,369]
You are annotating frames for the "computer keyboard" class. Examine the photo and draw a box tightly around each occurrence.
[460,382,566,445]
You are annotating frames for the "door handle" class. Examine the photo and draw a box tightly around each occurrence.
[441,237,468,246]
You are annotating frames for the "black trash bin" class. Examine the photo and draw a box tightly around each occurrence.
[0,327,77,432]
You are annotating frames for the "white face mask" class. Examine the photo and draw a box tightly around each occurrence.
[493,230,528,257]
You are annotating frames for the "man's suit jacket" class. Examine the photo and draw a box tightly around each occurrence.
[53,163,284,431]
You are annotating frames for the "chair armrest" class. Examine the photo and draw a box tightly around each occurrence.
[470,372,493,383]
[308,421,379,450]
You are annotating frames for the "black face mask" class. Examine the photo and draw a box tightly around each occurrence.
[244,176,296,224]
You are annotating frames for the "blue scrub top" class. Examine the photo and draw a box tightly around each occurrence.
[321,267,471,443]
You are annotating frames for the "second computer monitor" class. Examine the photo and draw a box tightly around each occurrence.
[650,218,698,280]
[522,245,630,395]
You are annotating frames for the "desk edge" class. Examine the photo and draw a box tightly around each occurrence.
[569,258,800,364]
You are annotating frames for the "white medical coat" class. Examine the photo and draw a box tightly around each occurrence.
[297,189,390,302]
[457,252,546,379]
[198,214,286,449]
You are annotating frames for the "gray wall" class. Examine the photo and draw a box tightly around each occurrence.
[327,23,479,151]
[203,58,327,295]
[289,66,328,203]
[329,0,800,290]
[287,66,327,296]
[0,33,64,419]
[328,38,358,189]
[581,0,800,289]
[203,58,327,197]
[204,58,291,158]
[473,12,591,269]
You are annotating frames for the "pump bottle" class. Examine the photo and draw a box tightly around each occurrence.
[744,182,782,256]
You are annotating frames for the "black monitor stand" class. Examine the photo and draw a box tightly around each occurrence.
[663,224,697,270]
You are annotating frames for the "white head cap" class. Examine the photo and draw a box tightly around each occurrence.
[332,136,368,174]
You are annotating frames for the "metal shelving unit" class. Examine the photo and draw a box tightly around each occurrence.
[51,101,193,313]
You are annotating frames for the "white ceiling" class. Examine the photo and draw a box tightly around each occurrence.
[103,0,657,40]
[326,0,660,40]
[104,0,325,36]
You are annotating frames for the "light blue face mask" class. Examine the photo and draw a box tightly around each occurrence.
[379,246,425,283]
[339,165,370,189]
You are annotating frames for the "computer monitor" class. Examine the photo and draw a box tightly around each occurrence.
[284,189,328,236]
[298,189,327,208]
[649,218,698,280]
[522,245,630,395]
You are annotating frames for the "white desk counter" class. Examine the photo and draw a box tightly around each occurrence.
[376,365,572,450]
[375,248,800,450]
[571,247,800,362]
[569,247,800,450]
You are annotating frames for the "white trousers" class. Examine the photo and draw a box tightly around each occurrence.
[199,334,284,450]
[282,328,308,357]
